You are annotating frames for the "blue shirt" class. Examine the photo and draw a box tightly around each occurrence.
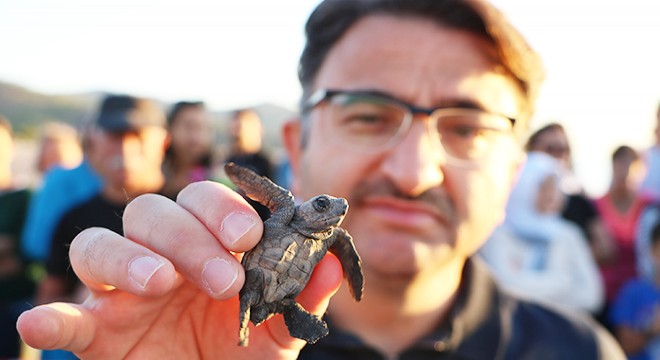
[610,278,660,360]
[21,160,102,261]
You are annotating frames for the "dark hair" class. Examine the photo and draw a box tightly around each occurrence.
[524,122,565,152]
[164,101,212,167]
[167,101,205,127]
[298,0,544,123]
[611,145,638,163]
[651,221,660,248]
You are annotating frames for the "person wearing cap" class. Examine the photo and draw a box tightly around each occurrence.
[35,94,169,306]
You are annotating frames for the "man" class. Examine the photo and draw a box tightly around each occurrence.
[18,1,624,359]
[0,117,33,358]
[225,108,274,220]
[36,94,169,304]
[21,123,103,263]
[637,103,660,281]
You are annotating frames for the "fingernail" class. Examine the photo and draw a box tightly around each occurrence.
[128,256,164,290]
[221,212,256,244]
[202,258,238,297]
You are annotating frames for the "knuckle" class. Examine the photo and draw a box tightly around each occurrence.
[70,228,109,274]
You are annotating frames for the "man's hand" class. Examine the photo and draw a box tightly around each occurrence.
[17,181,343,359]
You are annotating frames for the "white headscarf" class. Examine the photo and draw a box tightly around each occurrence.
[504,151,567,245]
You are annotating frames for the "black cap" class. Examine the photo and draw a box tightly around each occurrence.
[96,95,165,132]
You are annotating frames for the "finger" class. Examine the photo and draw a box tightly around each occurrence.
[17,303,95,354]
[123,193,246,299]
[176,181,264,253]
[70,227,177,296]
[266,253,343,350]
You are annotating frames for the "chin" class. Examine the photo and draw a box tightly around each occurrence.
[355,228,456,278]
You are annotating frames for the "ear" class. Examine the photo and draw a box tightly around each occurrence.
[163,131,172,153]
[282,118,302,195]
[507,148,526,192]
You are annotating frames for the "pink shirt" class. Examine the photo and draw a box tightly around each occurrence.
[594,193,645,301]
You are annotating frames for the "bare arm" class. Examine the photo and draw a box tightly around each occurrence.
[615,325,652,356]
[587,218,616,265]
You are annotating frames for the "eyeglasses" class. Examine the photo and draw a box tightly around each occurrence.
[303,89,517,166]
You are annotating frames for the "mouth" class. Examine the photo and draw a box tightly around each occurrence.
[359,196,454,229]
[329,215,346,227]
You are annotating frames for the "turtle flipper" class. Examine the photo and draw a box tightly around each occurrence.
[328,228,363,301]
[224,162,295,222]
[238,269,263,346]
[282,301,329,344]
[238,296,252,346]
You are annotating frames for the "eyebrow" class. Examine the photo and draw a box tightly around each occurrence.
[345,89,488,112]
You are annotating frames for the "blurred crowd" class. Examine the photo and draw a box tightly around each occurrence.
[0,95,288,359]
[1,95,660,359]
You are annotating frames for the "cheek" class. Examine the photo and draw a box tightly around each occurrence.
[298,120,366,200]
[299,145,362,200]
[453,162,515,255]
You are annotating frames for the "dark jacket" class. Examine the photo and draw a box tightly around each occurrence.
[299,258,624,360]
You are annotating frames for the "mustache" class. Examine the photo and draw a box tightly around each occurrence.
[350,178,458,226]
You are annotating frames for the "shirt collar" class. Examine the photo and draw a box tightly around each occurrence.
[317,257,504,358]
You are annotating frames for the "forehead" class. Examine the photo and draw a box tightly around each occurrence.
[313,14,522,115]
[536,128,568,145]
[99,126,165,139]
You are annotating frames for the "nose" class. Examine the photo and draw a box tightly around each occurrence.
[380,117,445,197]
[119,133,142,156]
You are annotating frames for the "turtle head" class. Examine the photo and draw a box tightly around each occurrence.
[294,195,348,234]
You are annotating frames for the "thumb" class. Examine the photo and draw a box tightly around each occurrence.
[265,253,343,350]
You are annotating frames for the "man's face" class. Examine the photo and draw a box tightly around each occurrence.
[285,15,523,278]
[531,128,571,168]
[170,106,213,164]
[613,152,646,190]
[230,111,263,153]
[90,126,168,194]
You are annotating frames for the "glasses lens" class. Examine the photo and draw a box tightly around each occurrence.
[327,93,407,148]
[434,109,512,161]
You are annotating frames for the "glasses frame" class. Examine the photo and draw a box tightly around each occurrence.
[302,89,518,166]
[303,89,516,126]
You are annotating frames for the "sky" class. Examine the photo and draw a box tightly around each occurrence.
[1,0,659,196]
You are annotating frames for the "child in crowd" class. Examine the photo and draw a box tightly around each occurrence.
[611,221,660,359]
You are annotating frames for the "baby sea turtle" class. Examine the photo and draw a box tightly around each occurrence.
[224,162,363,347]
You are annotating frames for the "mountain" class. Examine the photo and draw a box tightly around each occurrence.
[0,81,298,148]
[0,81,96,136]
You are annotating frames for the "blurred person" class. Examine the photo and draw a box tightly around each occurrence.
[526,123,614,263]
[226,108,274,220]
[595,145,647,329]
[0,116,34,358]
[479,151,604,313]
[21,126,103,263]
[17,1,625,359]
[637,104,660,281]
[161,101,214,199]
[610,221,660,360]
[639,103,660,201]
[36,94,168,304]
[35,121,83,175]
[35,95,167,360]
[226,108,272,179]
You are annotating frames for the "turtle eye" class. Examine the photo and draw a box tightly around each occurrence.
[313,196,330,212]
